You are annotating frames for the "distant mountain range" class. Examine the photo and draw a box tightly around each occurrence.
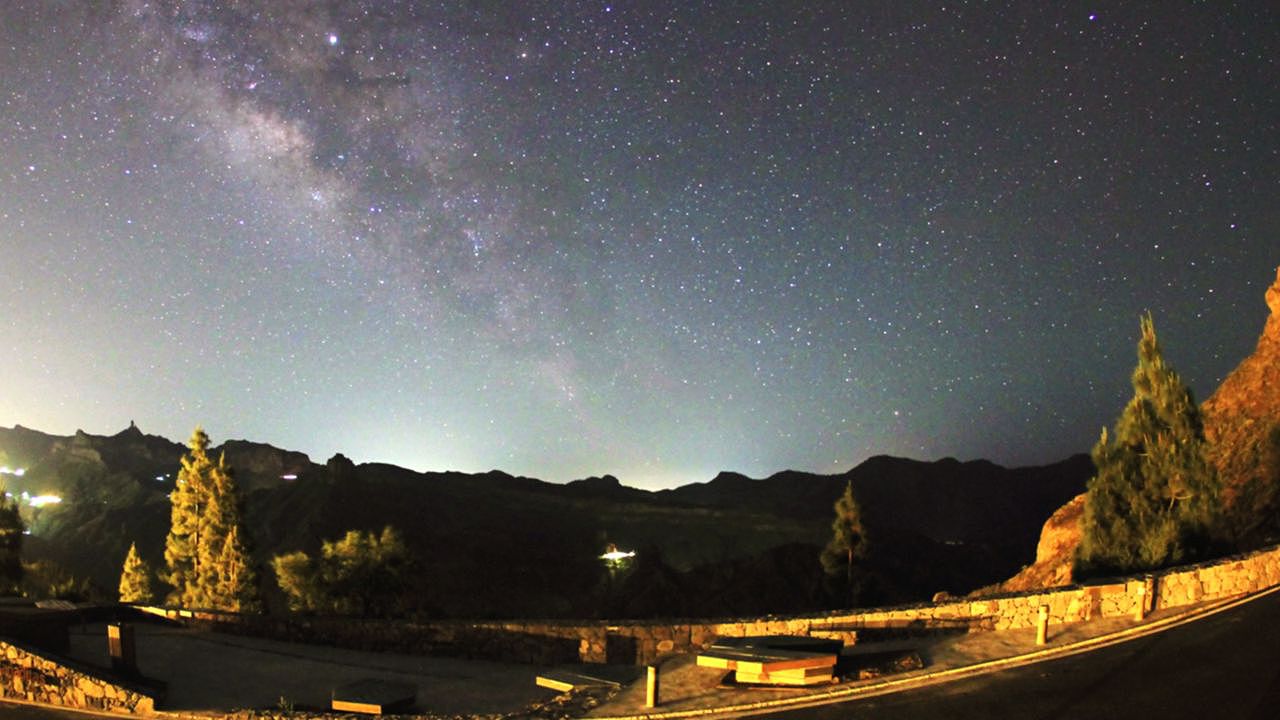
[0,422,1090,618]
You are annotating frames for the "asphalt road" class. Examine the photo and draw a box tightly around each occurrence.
[775,589,1280,720]
[0,701,115,719]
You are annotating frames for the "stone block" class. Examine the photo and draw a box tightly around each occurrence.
[77,678,105,698]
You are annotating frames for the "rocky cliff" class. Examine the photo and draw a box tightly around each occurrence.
[1000,493,1085,592]
[1000,265,1280,592]
[1202,265,1280,542]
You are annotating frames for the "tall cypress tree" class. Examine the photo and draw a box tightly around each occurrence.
[1077,313,1221,577]
[821,480,867,605]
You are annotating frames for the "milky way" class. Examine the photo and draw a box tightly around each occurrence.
[1,2,1277,488]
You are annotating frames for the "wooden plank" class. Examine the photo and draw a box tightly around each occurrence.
[535,676,576,693]
[735,668,833,686]
[730,654,836,674]
[535,670,624,693]
[698,649,836,674]
[331,679,416,715]
[696,654,738,670]
[709,635,843,655]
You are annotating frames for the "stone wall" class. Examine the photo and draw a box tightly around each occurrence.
[0,637,159,714]
[151,542,1280,667]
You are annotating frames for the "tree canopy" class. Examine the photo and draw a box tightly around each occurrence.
[118,542,155,604]
[1076,313,1221,577]
[163,427,259,611]
[821,480,867,604]
[273,526,410,617]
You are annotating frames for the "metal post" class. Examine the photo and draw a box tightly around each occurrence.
[1133,582,1147,621]
[645,665,660,708]
[1036,605,1049,646]
[107,622,137,676]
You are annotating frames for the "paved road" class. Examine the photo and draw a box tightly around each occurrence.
[775,590,1280,720]
[0,701,116,719]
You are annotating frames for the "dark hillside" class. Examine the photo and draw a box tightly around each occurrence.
[0,423,1090,617]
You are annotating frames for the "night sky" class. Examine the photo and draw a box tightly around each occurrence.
[1,2,1276,489]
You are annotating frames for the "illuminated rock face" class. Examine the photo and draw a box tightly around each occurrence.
[1202,266,1280,509]
[1267,267,1280,315]
[1001,494,1084,593]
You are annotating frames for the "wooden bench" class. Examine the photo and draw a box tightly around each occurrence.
[696,636,841,686]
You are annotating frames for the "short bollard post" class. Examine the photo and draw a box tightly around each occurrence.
[1035,605,1049,646]
[1133,581,1147,621]
[646,665,660,708]
[107,622,137,676]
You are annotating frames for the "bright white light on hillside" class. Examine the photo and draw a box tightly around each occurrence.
[281,474,297,481]
[27,495,62,508]
[600,549,635,562]
[0,467,25,476]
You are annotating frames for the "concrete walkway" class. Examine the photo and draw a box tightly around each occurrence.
[64,621,556,717]
[585,597,1248,719]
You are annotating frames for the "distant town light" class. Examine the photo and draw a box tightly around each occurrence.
[0,466,25,476]
[27,494,62,508]
[281,474,298,481]
[600,541,636,563]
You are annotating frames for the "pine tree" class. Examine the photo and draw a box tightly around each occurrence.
[215,525,259,613]
[820,480,867,604]
[272,551,320,612]
[198,456,258,611]
[164,427,214,607]
[273,526,410,617]
[0,488,23,595]
[1077,313,1221,577]
[118,542,155,604]
[163,426,260,612]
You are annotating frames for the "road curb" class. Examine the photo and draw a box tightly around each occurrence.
[588,585,1280,720]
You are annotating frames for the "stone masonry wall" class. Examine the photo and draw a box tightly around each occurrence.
[153,542,1280,667]
[0,637,158,714]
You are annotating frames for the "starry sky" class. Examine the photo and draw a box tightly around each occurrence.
[1,2,1277,489]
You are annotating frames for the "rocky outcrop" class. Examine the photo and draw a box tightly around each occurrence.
[1001,493,1086,592]
[1201,266,1280,537]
